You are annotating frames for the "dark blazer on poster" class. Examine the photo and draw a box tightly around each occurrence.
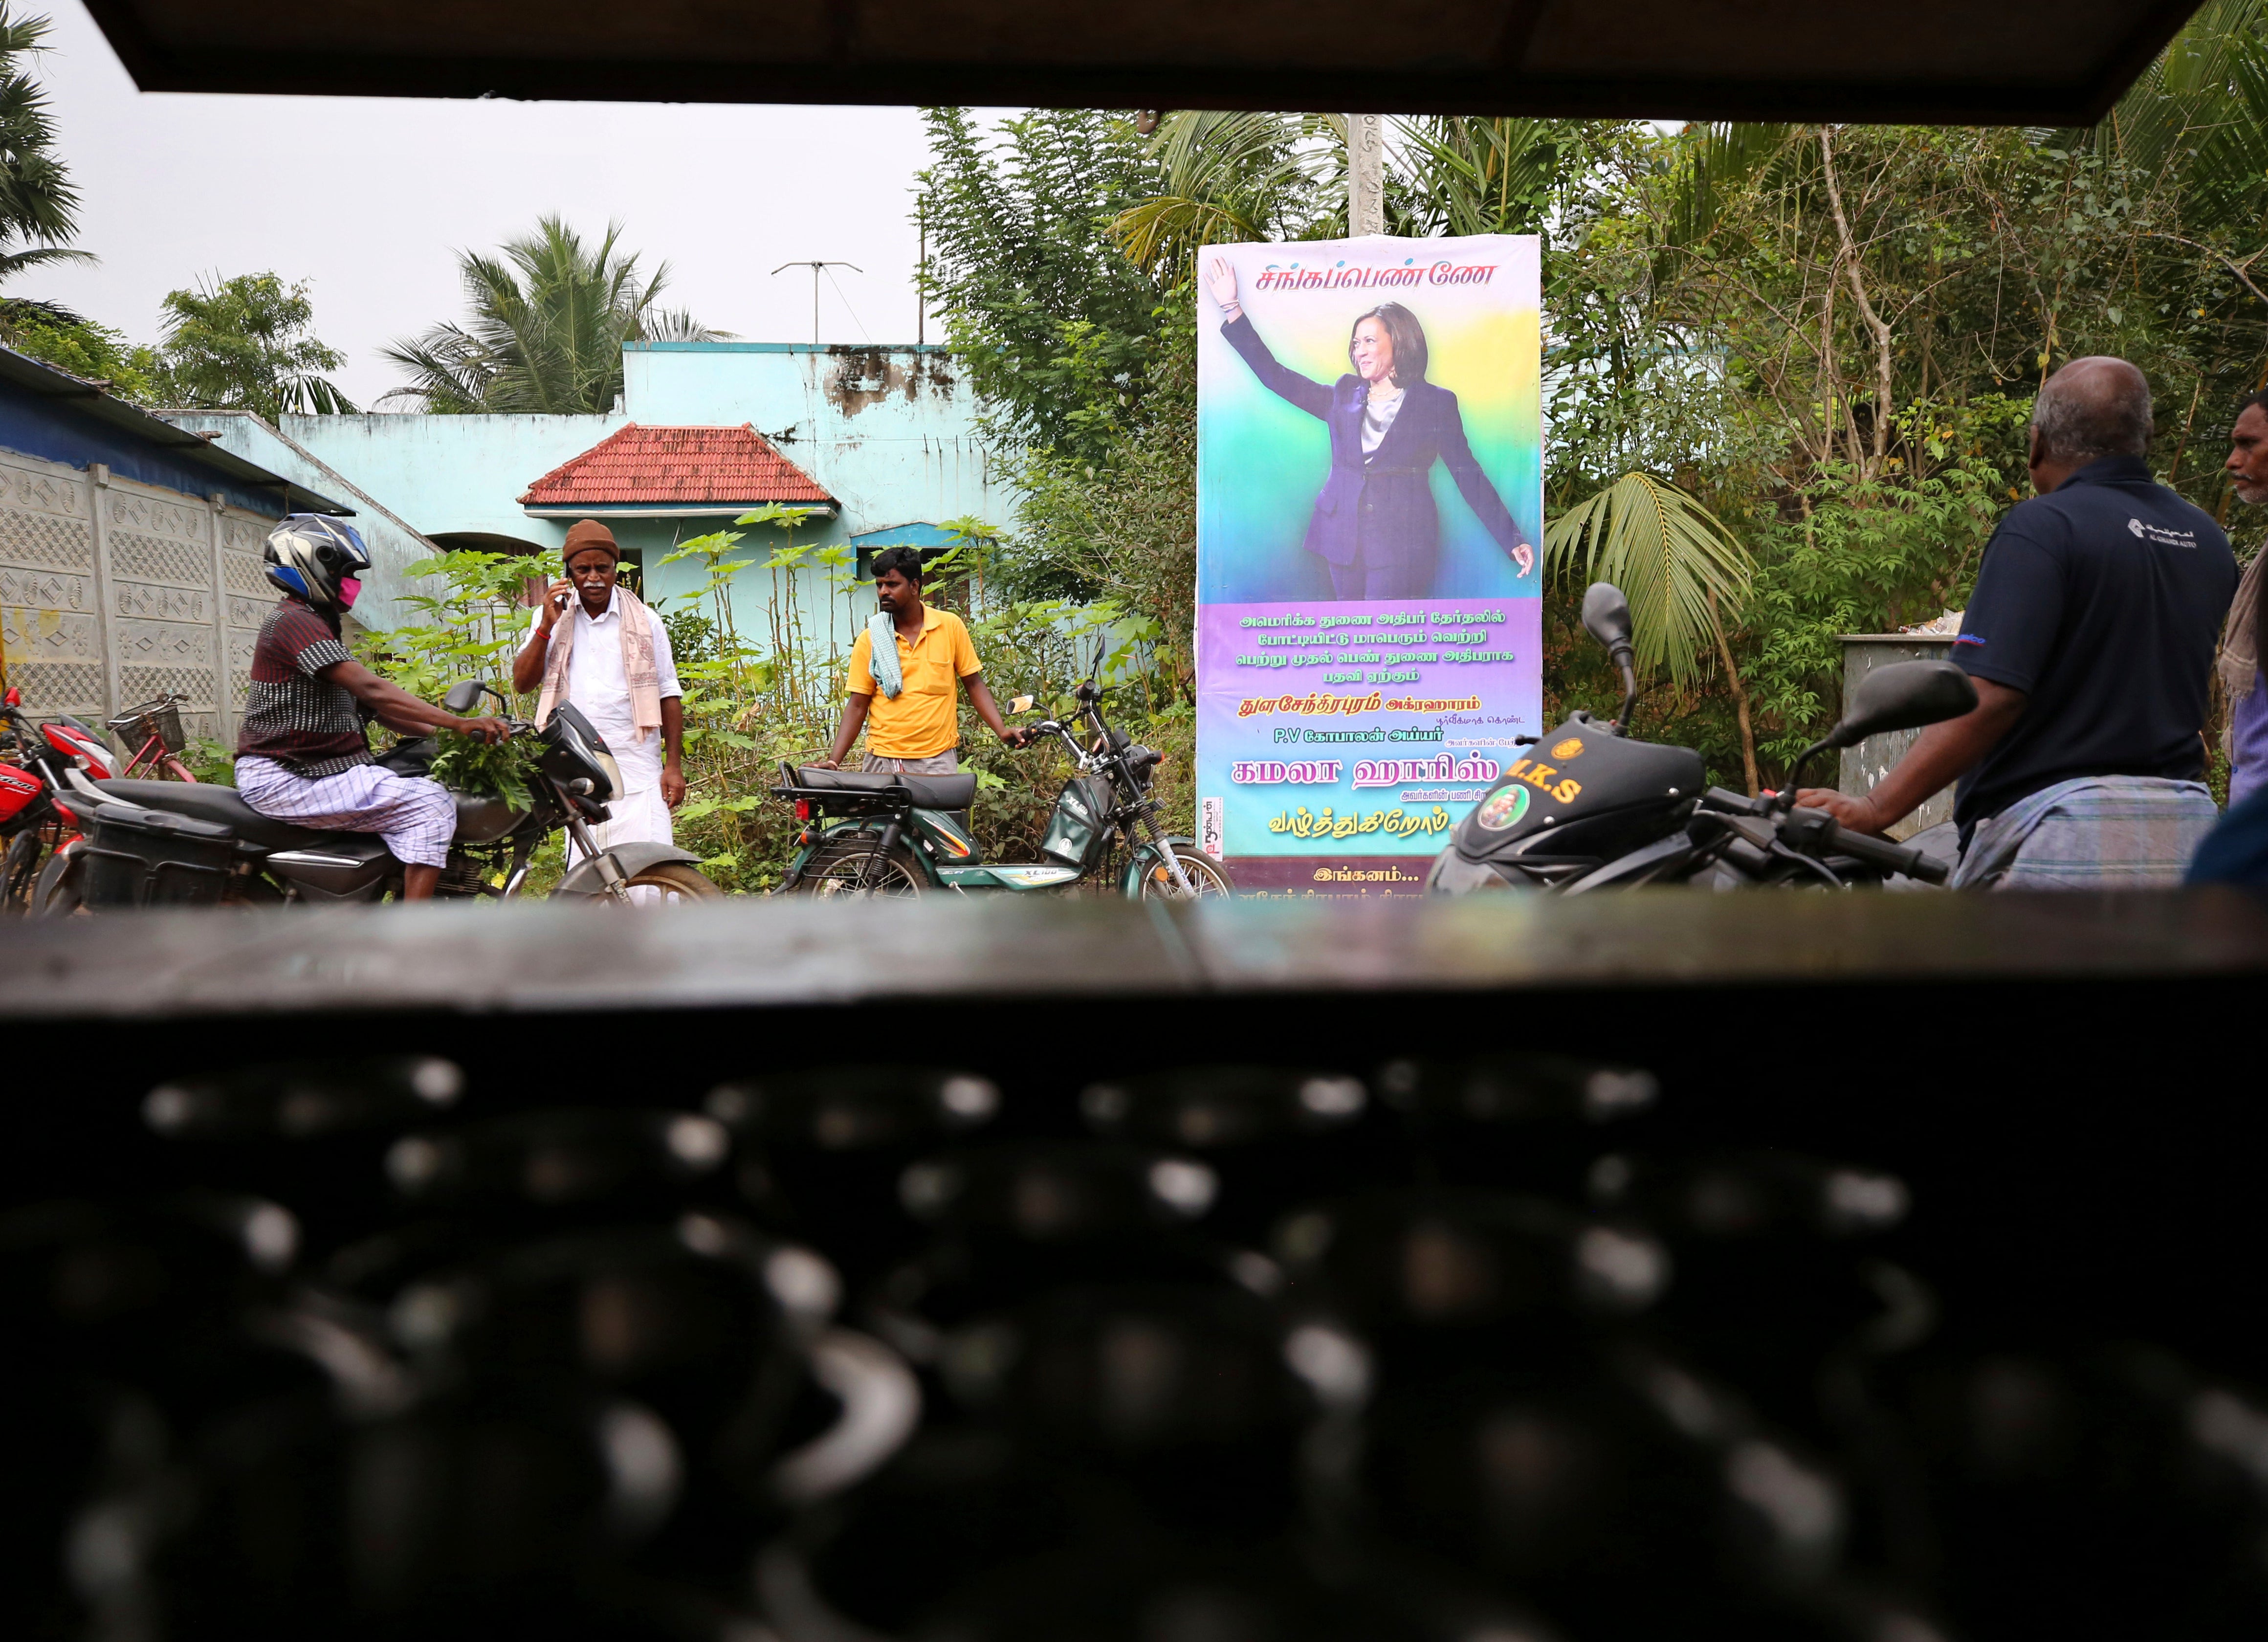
[1221,312,1528,596]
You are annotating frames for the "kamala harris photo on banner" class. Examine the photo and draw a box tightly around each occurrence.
[1204,255,1534,601]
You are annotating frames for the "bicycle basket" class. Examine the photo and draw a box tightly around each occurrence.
[108,693,188,754]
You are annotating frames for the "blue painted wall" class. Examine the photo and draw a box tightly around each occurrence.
[0,376,301,516]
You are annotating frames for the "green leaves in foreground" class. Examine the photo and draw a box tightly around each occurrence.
[1544,473,1754,688]
[428,728,539,807]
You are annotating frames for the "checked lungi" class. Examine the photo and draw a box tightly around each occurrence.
[235,756,457,868]
[1951,775,2218,890]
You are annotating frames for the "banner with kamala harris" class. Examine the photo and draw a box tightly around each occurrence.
[1193,234,1543,894]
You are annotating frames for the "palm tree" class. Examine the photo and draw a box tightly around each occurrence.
[1545,472,1763,790]
[1396,117,1567,239]
[381,217,725,413]
[0,3,94,288]
[1110,111,1344,280]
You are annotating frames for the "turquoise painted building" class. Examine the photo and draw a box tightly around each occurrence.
[185,342,1016,650]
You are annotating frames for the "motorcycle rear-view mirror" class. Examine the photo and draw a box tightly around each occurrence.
[1581,583,1635,661]
[1009,695,1035,714]
[441,679,484,714]
[1829,661,1978,748]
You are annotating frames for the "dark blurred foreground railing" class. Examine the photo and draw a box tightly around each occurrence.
[4,889,2268,1640]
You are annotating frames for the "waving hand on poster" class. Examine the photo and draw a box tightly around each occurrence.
[1204,254,1533,600]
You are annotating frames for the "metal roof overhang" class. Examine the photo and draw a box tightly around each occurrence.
[78,0,2205,125]
[0,349,354,516]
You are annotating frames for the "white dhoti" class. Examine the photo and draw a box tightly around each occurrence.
[568,736,675,863]
[525,590,684,893]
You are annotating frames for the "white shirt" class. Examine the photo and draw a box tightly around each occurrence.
[1361,383,1406,457]
[529,588,682,786]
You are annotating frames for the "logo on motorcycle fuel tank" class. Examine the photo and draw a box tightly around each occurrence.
[1475,784,1531,830]
[1550,736,1585,760]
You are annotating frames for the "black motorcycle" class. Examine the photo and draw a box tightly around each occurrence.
[40,680,722,910]
[1428,583,1972,894]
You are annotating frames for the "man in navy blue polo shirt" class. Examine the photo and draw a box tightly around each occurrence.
[1800,356,2237,887]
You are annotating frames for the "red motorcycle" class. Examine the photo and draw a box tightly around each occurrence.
[0,685,113,913]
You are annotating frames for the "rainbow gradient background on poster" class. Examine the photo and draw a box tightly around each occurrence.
[1193,234,1543,893]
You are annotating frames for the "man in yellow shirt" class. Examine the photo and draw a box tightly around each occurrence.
[816,546,1029,772]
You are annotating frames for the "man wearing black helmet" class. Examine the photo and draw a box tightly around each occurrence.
[233,514,510,901]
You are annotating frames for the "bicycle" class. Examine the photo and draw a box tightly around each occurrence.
[108,692,199,782]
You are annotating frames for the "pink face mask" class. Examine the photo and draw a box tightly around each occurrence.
[337,577,362,609]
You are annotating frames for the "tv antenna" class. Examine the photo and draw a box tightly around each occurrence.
[772,261,863,344]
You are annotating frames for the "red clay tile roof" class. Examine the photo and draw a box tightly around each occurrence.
[518,423,834,508]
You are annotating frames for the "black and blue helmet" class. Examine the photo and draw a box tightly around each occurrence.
[263,514,371,611]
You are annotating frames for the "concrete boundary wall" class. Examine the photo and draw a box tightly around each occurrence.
[0,442,276,748]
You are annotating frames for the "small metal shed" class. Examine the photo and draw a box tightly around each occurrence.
[1837,632,1960,841]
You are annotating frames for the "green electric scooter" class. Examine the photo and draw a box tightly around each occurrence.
[773,683,1233,899]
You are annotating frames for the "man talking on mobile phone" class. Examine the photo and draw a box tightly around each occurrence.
[512,520,687,863]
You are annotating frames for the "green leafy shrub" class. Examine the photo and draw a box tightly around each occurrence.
[179,736,236,785]
[427,728,539,805]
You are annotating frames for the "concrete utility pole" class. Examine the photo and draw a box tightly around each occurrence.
[1347,113,1386,237]
[771,261,862,344]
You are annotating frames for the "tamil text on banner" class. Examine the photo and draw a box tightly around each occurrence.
[1193,234,1543,894]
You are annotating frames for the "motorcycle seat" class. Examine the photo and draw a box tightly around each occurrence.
[95,778,334,850]
[799,765,978,811]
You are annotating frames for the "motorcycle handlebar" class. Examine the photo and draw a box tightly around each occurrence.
[1804,811,1949,886]
[1701,785,1771,817]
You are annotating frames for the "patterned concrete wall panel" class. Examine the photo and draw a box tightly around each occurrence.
[0,463,88,519]
[113,580,212,624]
[0,457,104,717]
[118,664,218,734]
[116,618,213,672]
[1,605,98,661]
[108,529,212,590]
[221,551,270,599]
[0,564,93,612]
[0,507,95,575]
[7,660,102,714]
[220,514,266,556]
[109,488,208,548]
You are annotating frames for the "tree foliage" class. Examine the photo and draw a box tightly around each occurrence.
[158,272,354,417]
[0,300,170,401]
[382,216,721,414]
[922,12,2268,796]
[919,108,1163,463]
[0,3,88,288]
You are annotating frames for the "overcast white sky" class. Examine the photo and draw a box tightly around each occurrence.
[22,0,941,408]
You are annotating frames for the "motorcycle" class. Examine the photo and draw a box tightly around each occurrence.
[0,686,114,913]
[38,680,723,910]
[1428,583,1973,894]
[773,681,1231,899]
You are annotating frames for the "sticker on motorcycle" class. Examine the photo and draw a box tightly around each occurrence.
[1475,784,1531,830]
[1551,736,1585,760]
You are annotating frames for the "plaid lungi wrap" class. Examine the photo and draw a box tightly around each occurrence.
[1952,775,2218,890]
[235,755,457,869]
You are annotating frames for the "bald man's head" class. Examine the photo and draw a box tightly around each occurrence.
[2031,356,2153,467]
